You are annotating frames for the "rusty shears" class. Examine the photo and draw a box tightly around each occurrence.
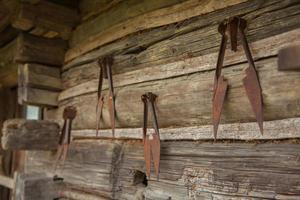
[96,56,116,137]
[141,92,160,180]
[213,16,263,139]
[54,106,77,171]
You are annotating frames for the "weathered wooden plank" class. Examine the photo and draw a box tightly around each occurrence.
[47,57,300,130]
[63,0,300,75]
[18,63,62,91]
[72,0,188,47]
[15,33,67,66]
[60,28,300,100]
[79,0,122,22]
[26,140,124,199]
[14,173,62,200]
[26,140,300,199]
[18,87,59,107]
[65,0,247,62]
[2,119,59,150]
[12,0,79,39]
[71,118,300,140]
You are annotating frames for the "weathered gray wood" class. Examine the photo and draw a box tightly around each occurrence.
[79,0,122,22]
[18,87,59,107]
[2,119,59,150]
[60,28,300,100]
[15,33,67,66]
[18,63,62,91]
[64,0,300,69]
[0,33,66,87]
[14,173,62,200]
[26,140,124,199]
[47,57,300,130]
[12,0,79,39]
[71,118,300,140]
[26,140,300,199]
[66,0,246,61]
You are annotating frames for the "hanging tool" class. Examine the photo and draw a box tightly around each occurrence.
[278,45,300,70]
[213,16,263,140]
[96,55,116,137]
[141,92,160,180]
[54,106,77,171]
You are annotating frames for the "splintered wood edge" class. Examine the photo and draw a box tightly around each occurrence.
[71,117,300,141]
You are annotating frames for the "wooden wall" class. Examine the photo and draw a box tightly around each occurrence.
[22,0,300,199]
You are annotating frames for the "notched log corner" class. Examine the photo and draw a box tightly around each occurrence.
[2,119,60,150]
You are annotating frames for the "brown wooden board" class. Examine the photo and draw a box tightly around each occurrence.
[26,140,300,199]
[2,119,59,150]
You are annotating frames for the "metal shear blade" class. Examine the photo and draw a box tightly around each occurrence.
[213,76,228,140]
[243,67,263,134]
[96,56,116,137]
[142,92,161,180]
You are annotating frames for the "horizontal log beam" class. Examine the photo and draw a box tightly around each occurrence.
[12,0,79,39]
[71,118,300,140]
[18,63,62,91]
[15,33,67,66]
[60,28,300,101]
[2,119,60,150]
[26,140,300,199]
[46,56,300,130]
[15,173,62,200]
[65,0,246,62]
[18,87,59,107]
[0,33,66,88]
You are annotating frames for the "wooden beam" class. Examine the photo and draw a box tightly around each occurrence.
[79,0,122,22]
[60,28,300,100]
[26,140,300,199]
[47,56,300,130]
[18,87,59,107]
[18,63,62,91]
[2,119,60,150]
[12,0,79,39]
[14,173,62,200]
[71,118,300,140]
[0,33,66,88]
[0,174,15,189]
[15,33,67,66]
[65,0,247,62]
[64,0,300,71]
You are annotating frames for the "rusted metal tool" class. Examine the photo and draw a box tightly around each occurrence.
[278,45,300,70]
[96,55,116,137]
[141,92,160,180]
[213,16,263,140]
[54,106,77,171]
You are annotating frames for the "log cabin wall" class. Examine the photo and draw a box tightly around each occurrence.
[8,0,300,199]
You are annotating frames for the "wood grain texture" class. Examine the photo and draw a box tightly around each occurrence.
[63,0,300,74]
[14,173,62,200]
[26,140,300,199]
[79,0,123,22]
[46,57,300,130]
[65,0,247,62]
[72,0,187,47]
[0,33,67,87]
[15,33,67,66]
[12,0,79,39]
[60,28,300,100]
[18,63,62,91]
[2,119,59,150]
[18,87,59,107]
[71,118,300,140]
